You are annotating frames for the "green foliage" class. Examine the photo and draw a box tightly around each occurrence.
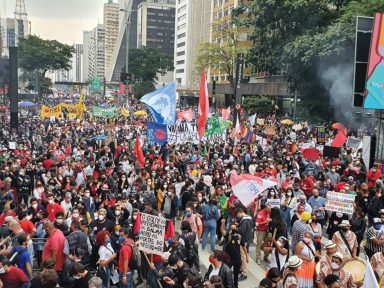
[238,0,384,120]
[18,35,74,77]
[133,80,156,99]
[127,47,174,84]
[242,96,274,116]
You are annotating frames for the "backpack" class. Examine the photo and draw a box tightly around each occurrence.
[7,248,27,267]
[181,232,197,265]
[128,243,141,270]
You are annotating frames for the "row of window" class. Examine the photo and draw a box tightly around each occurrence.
[213,7,232,19]
[213,0,231,7]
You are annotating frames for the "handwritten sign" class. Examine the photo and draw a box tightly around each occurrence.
[266,198,281,208]
[139,213,167,255]
[325,191,355,215]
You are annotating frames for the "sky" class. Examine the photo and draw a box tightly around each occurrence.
[1,0,107,44]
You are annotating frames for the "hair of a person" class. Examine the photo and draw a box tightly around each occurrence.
[71,220,81,231]
[266,267,281,279]
[17,233,28,246]
[212,250,223,262]
[181,220,192,232]
[234,207,244,214]
[73,262,86,274]
[40,269,59,288]
[324,274,340,286]
[88,276,103,288]
[55,211,64,218]
[41,259,55,270]
[209,275,224,288]
[95,230,110,246]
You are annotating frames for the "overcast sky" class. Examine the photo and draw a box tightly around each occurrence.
[1,0,107,44]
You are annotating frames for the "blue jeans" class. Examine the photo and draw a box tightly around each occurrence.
[202,219,217,251]
[119,271,135,288]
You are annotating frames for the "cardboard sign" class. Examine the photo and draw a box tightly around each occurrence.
[139,213,167,256]
[316,126,326,145]
[325,191,355,215]
[266,198,281,208]
[265,125,276,136]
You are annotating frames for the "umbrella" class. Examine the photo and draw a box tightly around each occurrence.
[302,147,320,161]
[18,101,36,108]
[134,110,148,117]
[281,119,294,125]
[292,124,303,131]
[332,122,345,130]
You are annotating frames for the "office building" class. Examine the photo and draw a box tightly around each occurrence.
[104,0,119,76]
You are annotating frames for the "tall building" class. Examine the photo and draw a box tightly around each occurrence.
[14,0,30,42]
[104,0,119,76]
[174,0,212,90]
[137,0,175,58]
[82,25,105,82]
[106,0,176,82]
[69,44,83,82]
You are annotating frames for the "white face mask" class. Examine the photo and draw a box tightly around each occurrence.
[115,210,121,216]
[32,204,38,209]
[115,231,120,236]
[73,275,82,279]
[287,192,292,197]
[48,199,54,205]
[85,193,90,198]
[331,262,340,270]
[0,268,5,274]
[270,192,275,196]
[72,213,79,218]
[133,215,137,220]
[98,215,105,221]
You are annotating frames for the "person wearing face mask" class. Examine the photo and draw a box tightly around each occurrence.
[108,205,129,227]
[66,207,83,227]
[46,193,66,222]
[201,196,220,252]
[326,166,341,187]
[307,189,326,227]
[365,218,384,259]
[280,188,297,231]
[204,250,234,288]
[332,220,358,260]
[95,230,117,288]
[182,203,203,240]
[316,240,337,285]
[27,198,44,224]
[64,220,92,266]
[82,189,96,218]
[371,249,384,282]
[118,174,130,195]
[72,262,92,288]
[0,258,29,288]
[367,164,382,188]
[90,208,114,235]
[367,186,383,226]
[282,255,302,288]
[294,232,320,288]
[316,252,355,288]
[220,221,246,288]
[61,248,85,288]
[54,211,70,236]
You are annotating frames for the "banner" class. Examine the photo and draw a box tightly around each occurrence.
[40,105,62,119]
[40,94,85,119]
[92,106,119,118]
[266,198,280,208]
[139,213,167,256]
[147,122,168,145]
[140,82,176,125]
[167,121,226,144]
[325,191,355,215]
[230,171,277,207]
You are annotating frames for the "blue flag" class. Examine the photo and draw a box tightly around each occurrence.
[140,82,176,125]
[147,122,168,145]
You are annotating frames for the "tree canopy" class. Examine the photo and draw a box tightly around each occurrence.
[18,35,74,77]
[127,47,174,84]
[235,0,384,119]
[242,96,274,116]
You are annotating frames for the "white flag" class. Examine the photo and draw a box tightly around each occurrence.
[363,257,379,288]
[248,113,256,126]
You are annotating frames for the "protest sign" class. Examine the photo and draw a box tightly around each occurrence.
[266,198,281,208]
[325,191,355,215]
[167,121,226,144]
[316,126,326,145]
[139,213,167,256]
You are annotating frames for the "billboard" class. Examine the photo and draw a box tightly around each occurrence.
[364,13,384,109]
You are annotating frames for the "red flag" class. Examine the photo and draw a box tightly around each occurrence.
[134,136,145,168]
[221,107,231,120]
[332,129,348,147]
[198,70,209,139]
[177,109,194,122]
[164,219,175,240]
[119,82,125,94]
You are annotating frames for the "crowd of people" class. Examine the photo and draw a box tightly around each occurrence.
[0,95,383,288]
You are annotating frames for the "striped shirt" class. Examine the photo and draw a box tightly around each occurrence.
[291,221,311,251]
[366,227,384,253]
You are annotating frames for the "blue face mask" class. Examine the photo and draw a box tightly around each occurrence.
[185,211,191,217]
[374,224,382,230]
[167,238,173,245]
[118,236,125,243]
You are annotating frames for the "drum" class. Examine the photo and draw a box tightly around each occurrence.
[343,258,366,287]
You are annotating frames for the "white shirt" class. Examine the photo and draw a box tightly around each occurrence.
[99,242,114,261]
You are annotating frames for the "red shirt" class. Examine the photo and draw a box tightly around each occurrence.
[119,240,133,273]
[42,228,66,271]
[0,266,29,288]
[256,209,270,231]
[19,219,36,234]
[42,159,55,170]
[47,203,65,222]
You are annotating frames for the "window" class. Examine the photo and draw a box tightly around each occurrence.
[177,42,185,48]
[177,23,186,30]
[176,60,185,65]
[177,51,185,56]
[176,78,182,84]
[176,69,184,73]
[177,32,186,39]
[178,5,187,13]
[178,14,186,21]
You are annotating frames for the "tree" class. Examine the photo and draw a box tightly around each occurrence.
[18,35,74,96]
[127,47,174,84]
[195,18,250,88]
[242,96,274,116]
[133,81,156,99]
[235,0,384,120]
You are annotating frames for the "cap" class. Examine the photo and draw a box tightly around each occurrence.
[324,240,336,249]
[339,220,351,227]
[259,278,273,288]
[288,255,303,268]
[374,218,381,224]
[332,252,344,261]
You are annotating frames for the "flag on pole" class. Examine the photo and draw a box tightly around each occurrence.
[332,128,348,147]
[198,70,209,139]
[248,113,256,126]
[231,116,241,140]
[177,109,194,122]
[119,82,126,94]
[363,256,379,288]
[221,107,231,120]
[230,171,278,207]
[134,136,145,168]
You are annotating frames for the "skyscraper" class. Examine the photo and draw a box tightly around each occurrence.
[174,0,212,90]
[104,0,119,76]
